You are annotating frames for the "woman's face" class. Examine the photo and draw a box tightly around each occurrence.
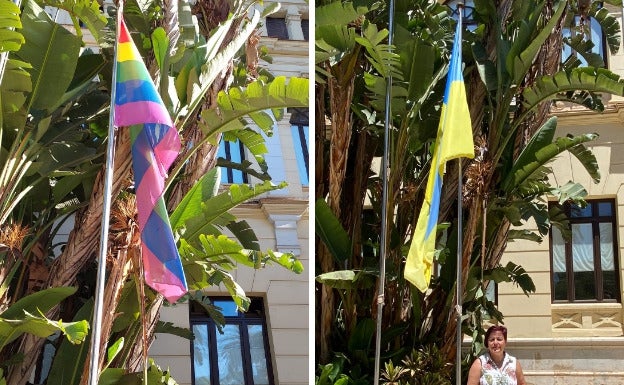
[486,331,506,354]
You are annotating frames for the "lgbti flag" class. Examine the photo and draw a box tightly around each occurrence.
[114,16,188,303]
[404,16,474,292]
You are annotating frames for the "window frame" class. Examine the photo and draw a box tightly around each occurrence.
[562,13,608,68]
[549,199,621,303]
[218,138,248,184]
[190,297,275,385]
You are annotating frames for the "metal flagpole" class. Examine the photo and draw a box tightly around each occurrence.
[88,2,123,384]
[455,159,463,385]
[373,0,395,384]
[455,8,465,385]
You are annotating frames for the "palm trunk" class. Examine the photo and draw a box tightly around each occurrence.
[7,129,133,385]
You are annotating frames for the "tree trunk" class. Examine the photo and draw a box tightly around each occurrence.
[7,129,133,385]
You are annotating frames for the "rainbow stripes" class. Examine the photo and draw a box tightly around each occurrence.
[404,15,474,292]
[114,17,187,303]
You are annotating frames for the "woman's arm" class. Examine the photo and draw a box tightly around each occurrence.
[516,360,527,385]
[466,358,482,385]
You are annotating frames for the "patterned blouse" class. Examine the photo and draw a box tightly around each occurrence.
[478,352,518,385]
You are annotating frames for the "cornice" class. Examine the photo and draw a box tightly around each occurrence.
[550,100,624,126]
[260,38,309,57]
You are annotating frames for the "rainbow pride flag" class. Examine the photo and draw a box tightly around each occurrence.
[114,16,187,303]
[404,14,474,292]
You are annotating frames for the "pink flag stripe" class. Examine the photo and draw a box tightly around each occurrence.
[114,100,173,127]
[143,247,188,303]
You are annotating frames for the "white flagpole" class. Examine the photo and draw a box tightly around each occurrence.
[88,2,123,384]
[455,6,465,385]
[373,0,394,384]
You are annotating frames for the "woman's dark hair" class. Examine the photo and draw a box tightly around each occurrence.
[484,325,507,347]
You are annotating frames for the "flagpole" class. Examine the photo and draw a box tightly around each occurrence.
[455,6,464,385]
[88,2,122,384]
[455,159,463,385]
[373,0,395,384]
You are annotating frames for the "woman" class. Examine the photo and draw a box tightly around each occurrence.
[466,325,527,385]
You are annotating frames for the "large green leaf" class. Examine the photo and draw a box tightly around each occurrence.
[564,34,607,68]
[199,77,309,141]
[315,198,352,263]
[46,298,94,385]
[178,9,261,128]
[0,310,88,348]
[315,1,370,27]
[503,117,599,193]
[507,0,566,84]
[315,25,358,67]
[1,286,76,319]
[55,52,107,112]
[170,168,219,231]
[591,6,621,53]
[39,0,107,43]
[226,220,260,251]
[521,67,624,111]
[315,270,375,290]
[155,321,192,340]
[354,24,401,79]
[180,181,286,244]
[17,0,81,113]
[0,58,31,130]
[0,0,23,53]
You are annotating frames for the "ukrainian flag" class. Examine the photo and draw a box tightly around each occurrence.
[404,15,474,292]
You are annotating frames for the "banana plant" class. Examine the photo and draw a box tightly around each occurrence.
[315,0,624,380]
[1,0,308,383]
[0,286,89,383]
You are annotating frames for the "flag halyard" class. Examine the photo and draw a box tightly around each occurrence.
[114,16,187,303]
[404,17,474,292]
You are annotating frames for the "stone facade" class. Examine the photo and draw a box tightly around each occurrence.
[496,5,624,384]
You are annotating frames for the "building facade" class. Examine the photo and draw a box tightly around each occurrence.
[148,3,310,385]
[495,4,624,384]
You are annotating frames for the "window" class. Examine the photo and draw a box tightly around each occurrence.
[191,297,274,385]
[550,199,620,302]
[265,18,288,39]
[301,19,309,41]
[217,138,248,184]
[562,14,606,67]
[289,108,309,186]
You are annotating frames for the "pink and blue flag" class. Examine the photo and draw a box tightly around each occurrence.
[404,15,474,292]
[114,16,187,303]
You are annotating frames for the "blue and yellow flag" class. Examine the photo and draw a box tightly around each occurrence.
[404,15,474,292]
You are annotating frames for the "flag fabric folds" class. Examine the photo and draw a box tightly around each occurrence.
[114,16,188,303]
[404,16,474,292]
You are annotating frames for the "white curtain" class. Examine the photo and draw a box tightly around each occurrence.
[553,222,615,273]
[572,223,594,272]
[599,222,615,271]
[552,227,566,273]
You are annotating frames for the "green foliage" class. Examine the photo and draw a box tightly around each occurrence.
[317,0,624,384]
[17,0,82,113]
[0,0,307,383]
[0,287,88,349]
[380,346,453,385]
[47,298,94,385]
[0,0,23,53]
[39,0,107,42]
[315,198,352,263]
